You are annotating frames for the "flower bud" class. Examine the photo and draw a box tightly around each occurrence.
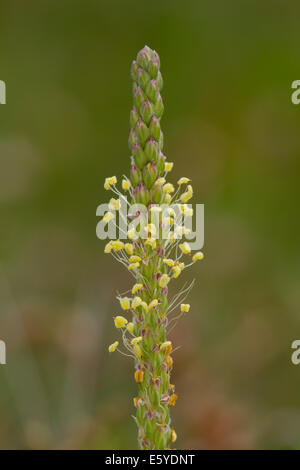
[154,92,164,118]
[157,71,163,90]
[159,130,164,150]
[140,99,153,125]
[135,182,150,205]
[137,67,150,90]
[136,47,151,70]
[145,137,158,162]
[149,56,159,78]
[135,119,150,146]
[132,142,147,169]
[130,106,139,128]
[146,79,159,102]
[157,150,165,175]
[151,183,163,204]
[131,60,138,81]
[134,86,146,109]
[143,161,158,189]
[149,116,160,141]
[128,128,137,149]
[130,164,142,187]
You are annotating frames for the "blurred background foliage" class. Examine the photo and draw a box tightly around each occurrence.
[0,0,300,449]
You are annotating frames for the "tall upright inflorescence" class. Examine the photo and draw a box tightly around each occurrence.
[102,46,204,450]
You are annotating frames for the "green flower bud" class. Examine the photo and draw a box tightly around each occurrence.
[137,67,150,90]
[128,128,137,149]
[151,183,163,204]
[154,92,164,118]
[130,106,139,128]
[143,162,157,189]
[136,47,151,71]
[140,99,153,125]
[157,71,163,90]
[131,60,138,81]
[134,86,146,110]
[149,116,160,141]
[146,79,159,102]
[135,183,150,206]
[149,56,159,78]
[135,119,150,146]
[132,142,147,169]
[136,404,146,426]
[159,130,164,150]
[130,164,142,187]
[145,137,158,162]
[156,150,165,175]
[149,387,160,408]
[154,429,167,451]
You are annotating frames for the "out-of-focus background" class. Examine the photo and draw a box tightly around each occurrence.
[0,0,300,449]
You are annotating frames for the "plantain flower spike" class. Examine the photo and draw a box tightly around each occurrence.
[102,46,204,450]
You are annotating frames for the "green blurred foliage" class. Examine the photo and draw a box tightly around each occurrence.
[0,0,300,449]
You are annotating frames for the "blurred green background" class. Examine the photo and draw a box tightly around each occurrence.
[0,0,300,449]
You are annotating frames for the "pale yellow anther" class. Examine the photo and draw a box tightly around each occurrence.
[131,336,143,346]
[172,265,182,278]
[124,243,134,256]
[148,299,159,310]
[181,304,190,313]
[108,198,121,211]
[132,283,143,295]
[128,262,140,271]
[179,242,191,254]
[108,341,119,352]
[114,316,128,328]
[127,322,134,334]
[165,162,174,172]
[159,274,170,288]
[127,227,137,240]
[193,251,204,262]
[141,301,148,312]
[163,258,175,267]
[111,240,124,252]
[180,185,193,203]
[129,255,141,263]
[177,177,190,185]
[122,179,131,191]
[104,241,113,253]
[120,297,131,310]
[104,176,117,190]
[103,211,115,224]
[155,177,166,186]
[132,296,142,310]
[133,344,142,358]
[165,194,172,204]
[145,238,157,249]
[163,183,175,194]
